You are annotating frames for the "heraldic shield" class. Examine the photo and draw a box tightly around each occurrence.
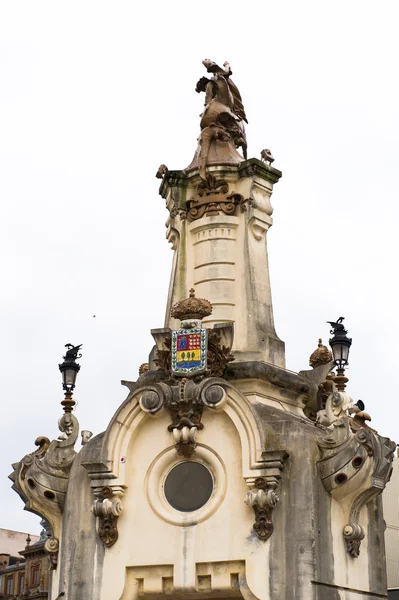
[171,327,208,376]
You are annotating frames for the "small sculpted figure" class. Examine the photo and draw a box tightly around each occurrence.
[261,149,275,165]
[316,391,354,426]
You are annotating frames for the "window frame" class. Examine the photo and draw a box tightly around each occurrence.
[19,572,25,593]
[5,574,14,595]
[31,565,40,586]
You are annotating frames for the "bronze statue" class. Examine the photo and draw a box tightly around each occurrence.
[193,59,248,179]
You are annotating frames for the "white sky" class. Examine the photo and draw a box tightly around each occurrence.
[1,1,398,534]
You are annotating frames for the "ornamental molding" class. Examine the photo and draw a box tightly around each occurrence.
[9,411,80,569]
[146,444,226,527]
[187,191,248,221]
[120,560,260,600]
[92,485,125,548]
[139,376,229,458]
[244,449,288,541]
[248,215,271,240]
[316,396,395,557]
[82,369,289,547]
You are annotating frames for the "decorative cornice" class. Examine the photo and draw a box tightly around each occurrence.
[159,169,188,199]
[238,158,282,184]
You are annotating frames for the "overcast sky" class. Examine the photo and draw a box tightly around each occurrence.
[1,1,398,534]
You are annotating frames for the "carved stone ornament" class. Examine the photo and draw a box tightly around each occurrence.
[317,402,396,557]
[260,149,274,165]
[245,477,279,541]
[139,376,228,458]
[207,326,235,377]
[244,449,287,542]
[185,173,248,221]
[92,486,124,548]
[9,410,80,568]
[171,288,213,321]
[153,322,234,380]
[309,338,332,368]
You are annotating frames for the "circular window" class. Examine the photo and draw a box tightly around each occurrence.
[164,461,213,512]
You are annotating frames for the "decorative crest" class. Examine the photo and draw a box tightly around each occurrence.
[171,328,207,377]
[171,288,212,322]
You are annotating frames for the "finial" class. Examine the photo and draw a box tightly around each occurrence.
[26,533,31,547]
[155,164,168,180]
[171,288,213,322]
[309,338,332,368]
[260,149,274,165]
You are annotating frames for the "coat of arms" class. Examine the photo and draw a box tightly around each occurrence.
[171,327,207,376]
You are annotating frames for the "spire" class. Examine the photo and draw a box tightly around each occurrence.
[157,60,285,367]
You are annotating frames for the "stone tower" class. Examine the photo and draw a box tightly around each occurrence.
[10,60,395,600]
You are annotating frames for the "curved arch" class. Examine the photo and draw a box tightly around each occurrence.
[85,379,269,489]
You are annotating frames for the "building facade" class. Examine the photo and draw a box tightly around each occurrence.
[0,529,48,599]
[9,60,396,600]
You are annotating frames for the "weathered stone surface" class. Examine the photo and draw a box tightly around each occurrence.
[160,160,285,369]
[9,60,395,599]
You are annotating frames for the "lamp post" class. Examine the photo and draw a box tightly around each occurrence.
[327,318,352,392]
[58,343,82,413]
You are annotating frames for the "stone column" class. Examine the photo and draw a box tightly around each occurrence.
[159,158,285,368]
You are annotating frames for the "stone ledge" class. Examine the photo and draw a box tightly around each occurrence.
[225,360,312,396]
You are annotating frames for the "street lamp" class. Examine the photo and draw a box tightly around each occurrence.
[58,343,82,412]
[327,318,352,391]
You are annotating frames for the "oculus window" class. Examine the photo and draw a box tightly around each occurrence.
[164,461,213,512]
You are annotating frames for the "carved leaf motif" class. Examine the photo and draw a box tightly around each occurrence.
[253,506,274,540]
[207,330,234,377]
[187,191,247,222]
[154,337,172,372]
[99,515,119,548]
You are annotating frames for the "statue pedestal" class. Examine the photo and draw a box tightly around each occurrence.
[159,158,285,368]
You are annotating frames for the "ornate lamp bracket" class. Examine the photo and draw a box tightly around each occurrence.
[244,449,288,541]
[317,413,396,557]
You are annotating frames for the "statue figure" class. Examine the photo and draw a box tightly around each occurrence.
[192,59,248,179]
